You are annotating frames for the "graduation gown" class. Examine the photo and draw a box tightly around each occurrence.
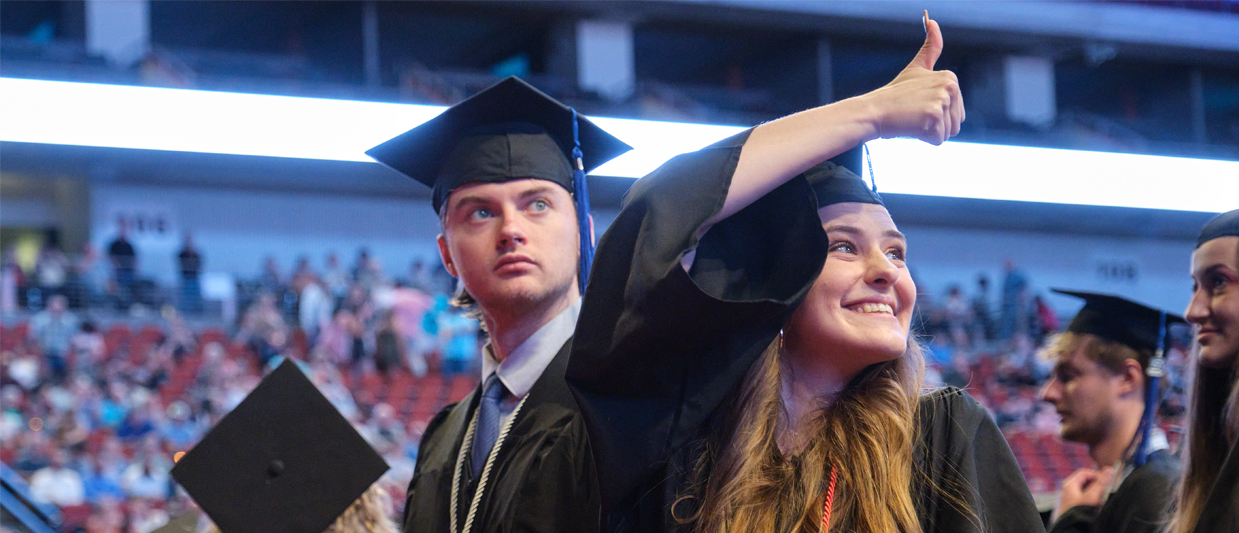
[403,340,599,533]
[1048,450,1180,533]
[567,130,1044,532]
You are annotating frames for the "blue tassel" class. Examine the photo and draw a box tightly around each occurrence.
[570,108,593,294]
[1133,311,1168,467]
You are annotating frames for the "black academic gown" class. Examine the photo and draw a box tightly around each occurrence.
[1048,450,1180,533]
[567,129,1044,532]
[403,340,599,533]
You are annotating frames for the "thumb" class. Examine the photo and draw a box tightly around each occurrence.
[908,12,943,71]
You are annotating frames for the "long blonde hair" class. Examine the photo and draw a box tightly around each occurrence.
[204,483,399,533]
[1171,359,1239,533]
[680,336,927,533]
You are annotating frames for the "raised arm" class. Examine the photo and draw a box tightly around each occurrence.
[707,13,963,228]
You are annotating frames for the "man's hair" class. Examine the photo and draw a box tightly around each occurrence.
[1040,332,1167,396]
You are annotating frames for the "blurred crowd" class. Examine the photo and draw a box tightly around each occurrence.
[1,246,483,533]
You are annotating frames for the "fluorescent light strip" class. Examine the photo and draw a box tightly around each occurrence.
[862,139,1236,213]
[2,77,1234,213]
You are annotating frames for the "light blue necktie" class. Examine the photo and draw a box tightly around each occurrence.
[471,373,507,479]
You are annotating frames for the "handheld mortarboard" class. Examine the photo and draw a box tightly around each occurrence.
[1197,208,1239,248]
[1051,289,1187,467]
[366,76,633,292]
[171,360,388,533]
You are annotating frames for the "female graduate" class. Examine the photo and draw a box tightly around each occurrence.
[1173,208,1239,533]
[567,13,1042,533]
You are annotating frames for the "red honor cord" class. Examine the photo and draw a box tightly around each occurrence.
[821,464,838,532]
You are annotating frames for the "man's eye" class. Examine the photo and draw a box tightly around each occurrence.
[530,200,549,212]
[470,208,493,221]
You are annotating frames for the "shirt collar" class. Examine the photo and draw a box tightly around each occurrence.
[481,298,580,399]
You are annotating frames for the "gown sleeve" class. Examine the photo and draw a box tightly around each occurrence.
[915,388,1045,533]
[566,129,829,516]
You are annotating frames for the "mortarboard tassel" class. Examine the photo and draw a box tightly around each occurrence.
[863,143,878,193]
[1133,311,1168,467]
[570,108,594,294]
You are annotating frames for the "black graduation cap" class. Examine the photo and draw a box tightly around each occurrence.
[1051,289,1186,466]
[1051,289,1186,355]
[1197,208,1239,248]
[366,76,632,289]
[366,76,632,214]
[805,157,883,209]
[171,360,388,533]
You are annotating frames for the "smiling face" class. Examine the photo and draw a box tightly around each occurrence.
[784,202,916,372]
[1187,236,1239,369]
[437,178,580,316]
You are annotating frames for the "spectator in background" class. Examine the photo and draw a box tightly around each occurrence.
[127,497,169,533]
[315,308,357,366]
[408,259,433,293]
[157,401,200,451]
[1,247,23,314]
[30,295,80,383]
[120,455,170,500]
[389,282,432,377]
[291,255,314,282]
[29,449,85,507]
[35,234,69,298]
[972,274,995,346]
[322,252,350,302]
[70,321,107,382]
[108,219,138,311]
[944,285,973,351]
[80,453,125,503]
[176,232,203,315]
[1034,294,1061,344]
[373,310,404,377]
[259,256,283,295]
[66,242,98,309]
[1000,259,1030,341]
[237,292,288,367]
[297,276,333,343]
[352,249,371,282]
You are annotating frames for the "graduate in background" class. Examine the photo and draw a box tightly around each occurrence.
[1040,290,1184,533]
[567,13,1041,533]
[367,77,630,533]
[1174,208,1239,533]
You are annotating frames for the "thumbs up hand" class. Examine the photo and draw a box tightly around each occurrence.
[862,12,964,145]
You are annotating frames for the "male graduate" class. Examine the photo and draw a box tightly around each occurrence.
[1040,290,1185,533]
[366,77,630,533]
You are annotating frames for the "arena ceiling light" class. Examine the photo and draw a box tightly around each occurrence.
[2,77,1234,214]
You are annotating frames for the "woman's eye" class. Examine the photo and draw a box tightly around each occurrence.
[1210,274,1229,292]
[886,248,906,261]
[828,241,855,254]
[530,200,549,212]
